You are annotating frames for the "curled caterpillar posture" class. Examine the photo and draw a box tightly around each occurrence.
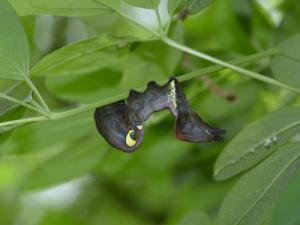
[94,77,225,152]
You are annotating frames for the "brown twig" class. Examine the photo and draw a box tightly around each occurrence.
[200,76,237,102]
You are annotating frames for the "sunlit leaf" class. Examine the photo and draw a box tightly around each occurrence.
[0,0,29,80]
[218,143,300,225]
[214,106,300,180]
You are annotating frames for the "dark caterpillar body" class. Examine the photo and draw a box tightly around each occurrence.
[94,77,225,152]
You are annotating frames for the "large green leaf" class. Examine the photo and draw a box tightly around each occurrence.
[214,106,300,180]
[0,0,29,80]
[124,0,160,9]
[271,33,300,89]
[9,0,111,16]
[218,143,300,225]
[30,34,139,77]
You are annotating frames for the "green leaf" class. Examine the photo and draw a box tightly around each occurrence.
[187,0,213,14]
[0,0,29,80]
[30,34,139,77]
[214,106,300,180]
[271,33,300,89]
[218,143,300,225]
[121,21,184,89]
[123,0,160,9]
[44,20,177,104]
[45,68,124,103]
[8,0,111,16]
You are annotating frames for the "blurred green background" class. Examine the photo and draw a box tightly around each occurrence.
[1,0,300,224]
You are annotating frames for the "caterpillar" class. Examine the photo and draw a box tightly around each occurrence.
[94,77,225,152]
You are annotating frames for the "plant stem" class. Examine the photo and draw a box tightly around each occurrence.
[161,36,300,94]
[3,80,22,95]
[0,123,24,134]
[24,77,51,113]
[50,49,275,120]
[154,7,164,35]
[94,1,299,93]
[0,93,47,116]
[0,116,48,128]
[177,49,277,83]
[50,93,128,120]
[0,49,277,129]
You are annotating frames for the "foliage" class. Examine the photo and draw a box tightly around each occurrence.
[0,0,300,225]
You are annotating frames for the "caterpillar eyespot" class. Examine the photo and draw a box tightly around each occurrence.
[94,77,225,152]
[126,130,138,147]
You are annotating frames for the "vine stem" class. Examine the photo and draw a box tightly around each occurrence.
[154,6,164,35]
[0,116,48,127]
[24,76,51,113]
[0,48,276,130]
[161,36,300,94]
[0,93,47,116]
[0,41,286,128]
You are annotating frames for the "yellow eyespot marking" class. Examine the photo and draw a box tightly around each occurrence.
[168,80,177,109]
[126,130,138,147]
[136,125,143,130]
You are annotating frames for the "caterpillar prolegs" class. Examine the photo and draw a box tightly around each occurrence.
[94,77,225,152]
